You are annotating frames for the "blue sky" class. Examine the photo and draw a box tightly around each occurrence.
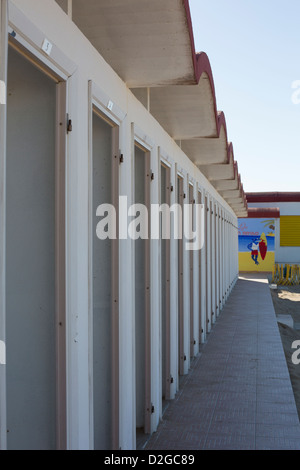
[189,0,300,193]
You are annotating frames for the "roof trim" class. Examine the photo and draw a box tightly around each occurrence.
[184,0,248,216]
[247,192,300,203]
[246,208,280,218]
[184,1,225,141]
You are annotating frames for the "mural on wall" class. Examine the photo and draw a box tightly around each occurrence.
[238,218,275,271]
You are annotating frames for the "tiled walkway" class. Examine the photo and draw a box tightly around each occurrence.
[146,274,300,450]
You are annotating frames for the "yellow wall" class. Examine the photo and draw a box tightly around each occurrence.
[239,251,275,272]
[280,216,300,247]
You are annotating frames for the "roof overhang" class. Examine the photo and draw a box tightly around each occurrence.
[132,69,217,139]
[200,147,236,183]
[63,0,248,216]
[201,153,248,217]
[71,0,196,87]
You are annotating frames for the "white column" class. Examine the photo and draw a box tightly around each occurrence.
[182,175,190,374]
[66,71,91,450]
[219,207,223,311]
[200,190,206,342]
[67,0,73,19]
[215,205,220,317]
[234,219,236,284]
[231,218,233,287]
[119,119,135,450]
[233,218,236,287]
[232,219,234,287]
[192,183,199,355]
[228,217,231,293]
[236,219,238,281]
[230,218,233,290]
[226,215,229,297]
[150,145,160,434]
[222,209,225,308]
[169,163,178,398]
[206,195,212,333]
[225,213,228,301]
[0,0,7,451]
[211,201,216,324]
[230,219,232,289]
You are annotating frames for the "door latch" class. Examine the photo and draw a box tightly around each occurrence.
[67,114,72,133]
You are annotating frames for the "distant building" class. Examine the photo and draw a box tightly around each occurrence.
[239,193,300,272]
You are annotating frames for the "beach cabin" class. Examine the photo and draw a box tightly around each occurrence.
[0,0,247,450]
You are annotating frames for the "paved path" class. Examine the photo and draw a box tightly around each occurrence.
[146,274,300,450]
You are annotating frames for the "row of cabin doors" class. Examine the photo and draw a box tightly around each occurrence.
[4,44,149,450]
[5,44,119,450]
[4,42,221,451]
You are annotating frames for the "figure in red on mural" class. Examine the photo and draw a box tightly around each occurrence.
[247,237,261,265]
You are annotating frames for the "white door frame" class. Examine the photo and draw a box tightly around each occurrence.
[88,80,125,449]
[177,174,185,376]
[160,160,171,401]
[132,124,154,439]
[2,1,76,449]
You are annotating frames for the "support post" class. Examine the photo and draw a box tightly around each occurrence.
[0,0,8,450]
